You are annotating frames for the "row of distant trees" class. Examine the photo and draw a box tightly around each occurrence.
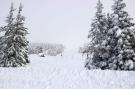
[81,0,135,71]
[29,43,65,56]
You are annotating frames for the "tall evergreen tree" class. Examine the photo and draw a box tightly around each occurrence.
[85,0,108,69]
[85,0,135,71]
[101,13,118,70]
[14,3,29,65]
[0,3,15,67]
[111,0,135,70]
[0,3,29,67]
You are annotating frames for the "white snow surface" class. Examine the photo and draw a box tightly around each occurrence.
[0,50,135,89]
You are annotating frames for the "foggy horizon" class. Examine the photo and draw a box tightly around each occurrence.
[0,0,135,49]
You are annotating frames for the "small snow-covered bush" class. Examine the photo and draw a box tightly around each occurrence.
[38,53,45,57]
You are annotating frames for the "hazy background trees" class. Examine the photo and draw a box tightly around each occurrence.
[29,43,65,56]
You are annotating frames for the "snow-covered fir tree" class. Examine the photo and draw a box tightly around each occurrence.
[111,0,135,70]
[100,13,118,70]
[85,0,135,71]
[0,3,29,67]
[85,0,108,69]
[0,3,15,67]
[14,3,29,65]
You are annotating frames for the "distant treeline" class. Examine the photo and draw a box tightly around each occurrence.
[28,43,65,56]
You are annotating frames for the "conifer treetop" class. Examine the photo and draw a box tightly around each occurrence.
[95,0,104,17]
[6,3,15,25]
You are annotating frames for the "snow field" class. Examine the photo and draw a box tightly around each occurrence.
[0,51,134,89]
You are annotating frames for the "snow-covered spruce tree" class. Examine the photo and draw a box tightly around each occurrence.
[14,4,29,65]
[0,3,15,67]
[0,28,6,63]
[85,0,108,69]
[111,0,135,70]
[0,3,29,67]
[100,13,119,70]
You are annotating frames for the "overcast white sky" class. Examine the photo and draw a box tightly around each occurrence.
[0,0,135,49]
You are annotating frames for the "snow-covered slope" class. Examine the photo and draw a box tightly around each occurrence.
[0,51,134,89]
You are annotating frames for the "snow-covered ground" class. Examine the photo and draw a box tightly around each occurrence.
[0,50,134,89]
